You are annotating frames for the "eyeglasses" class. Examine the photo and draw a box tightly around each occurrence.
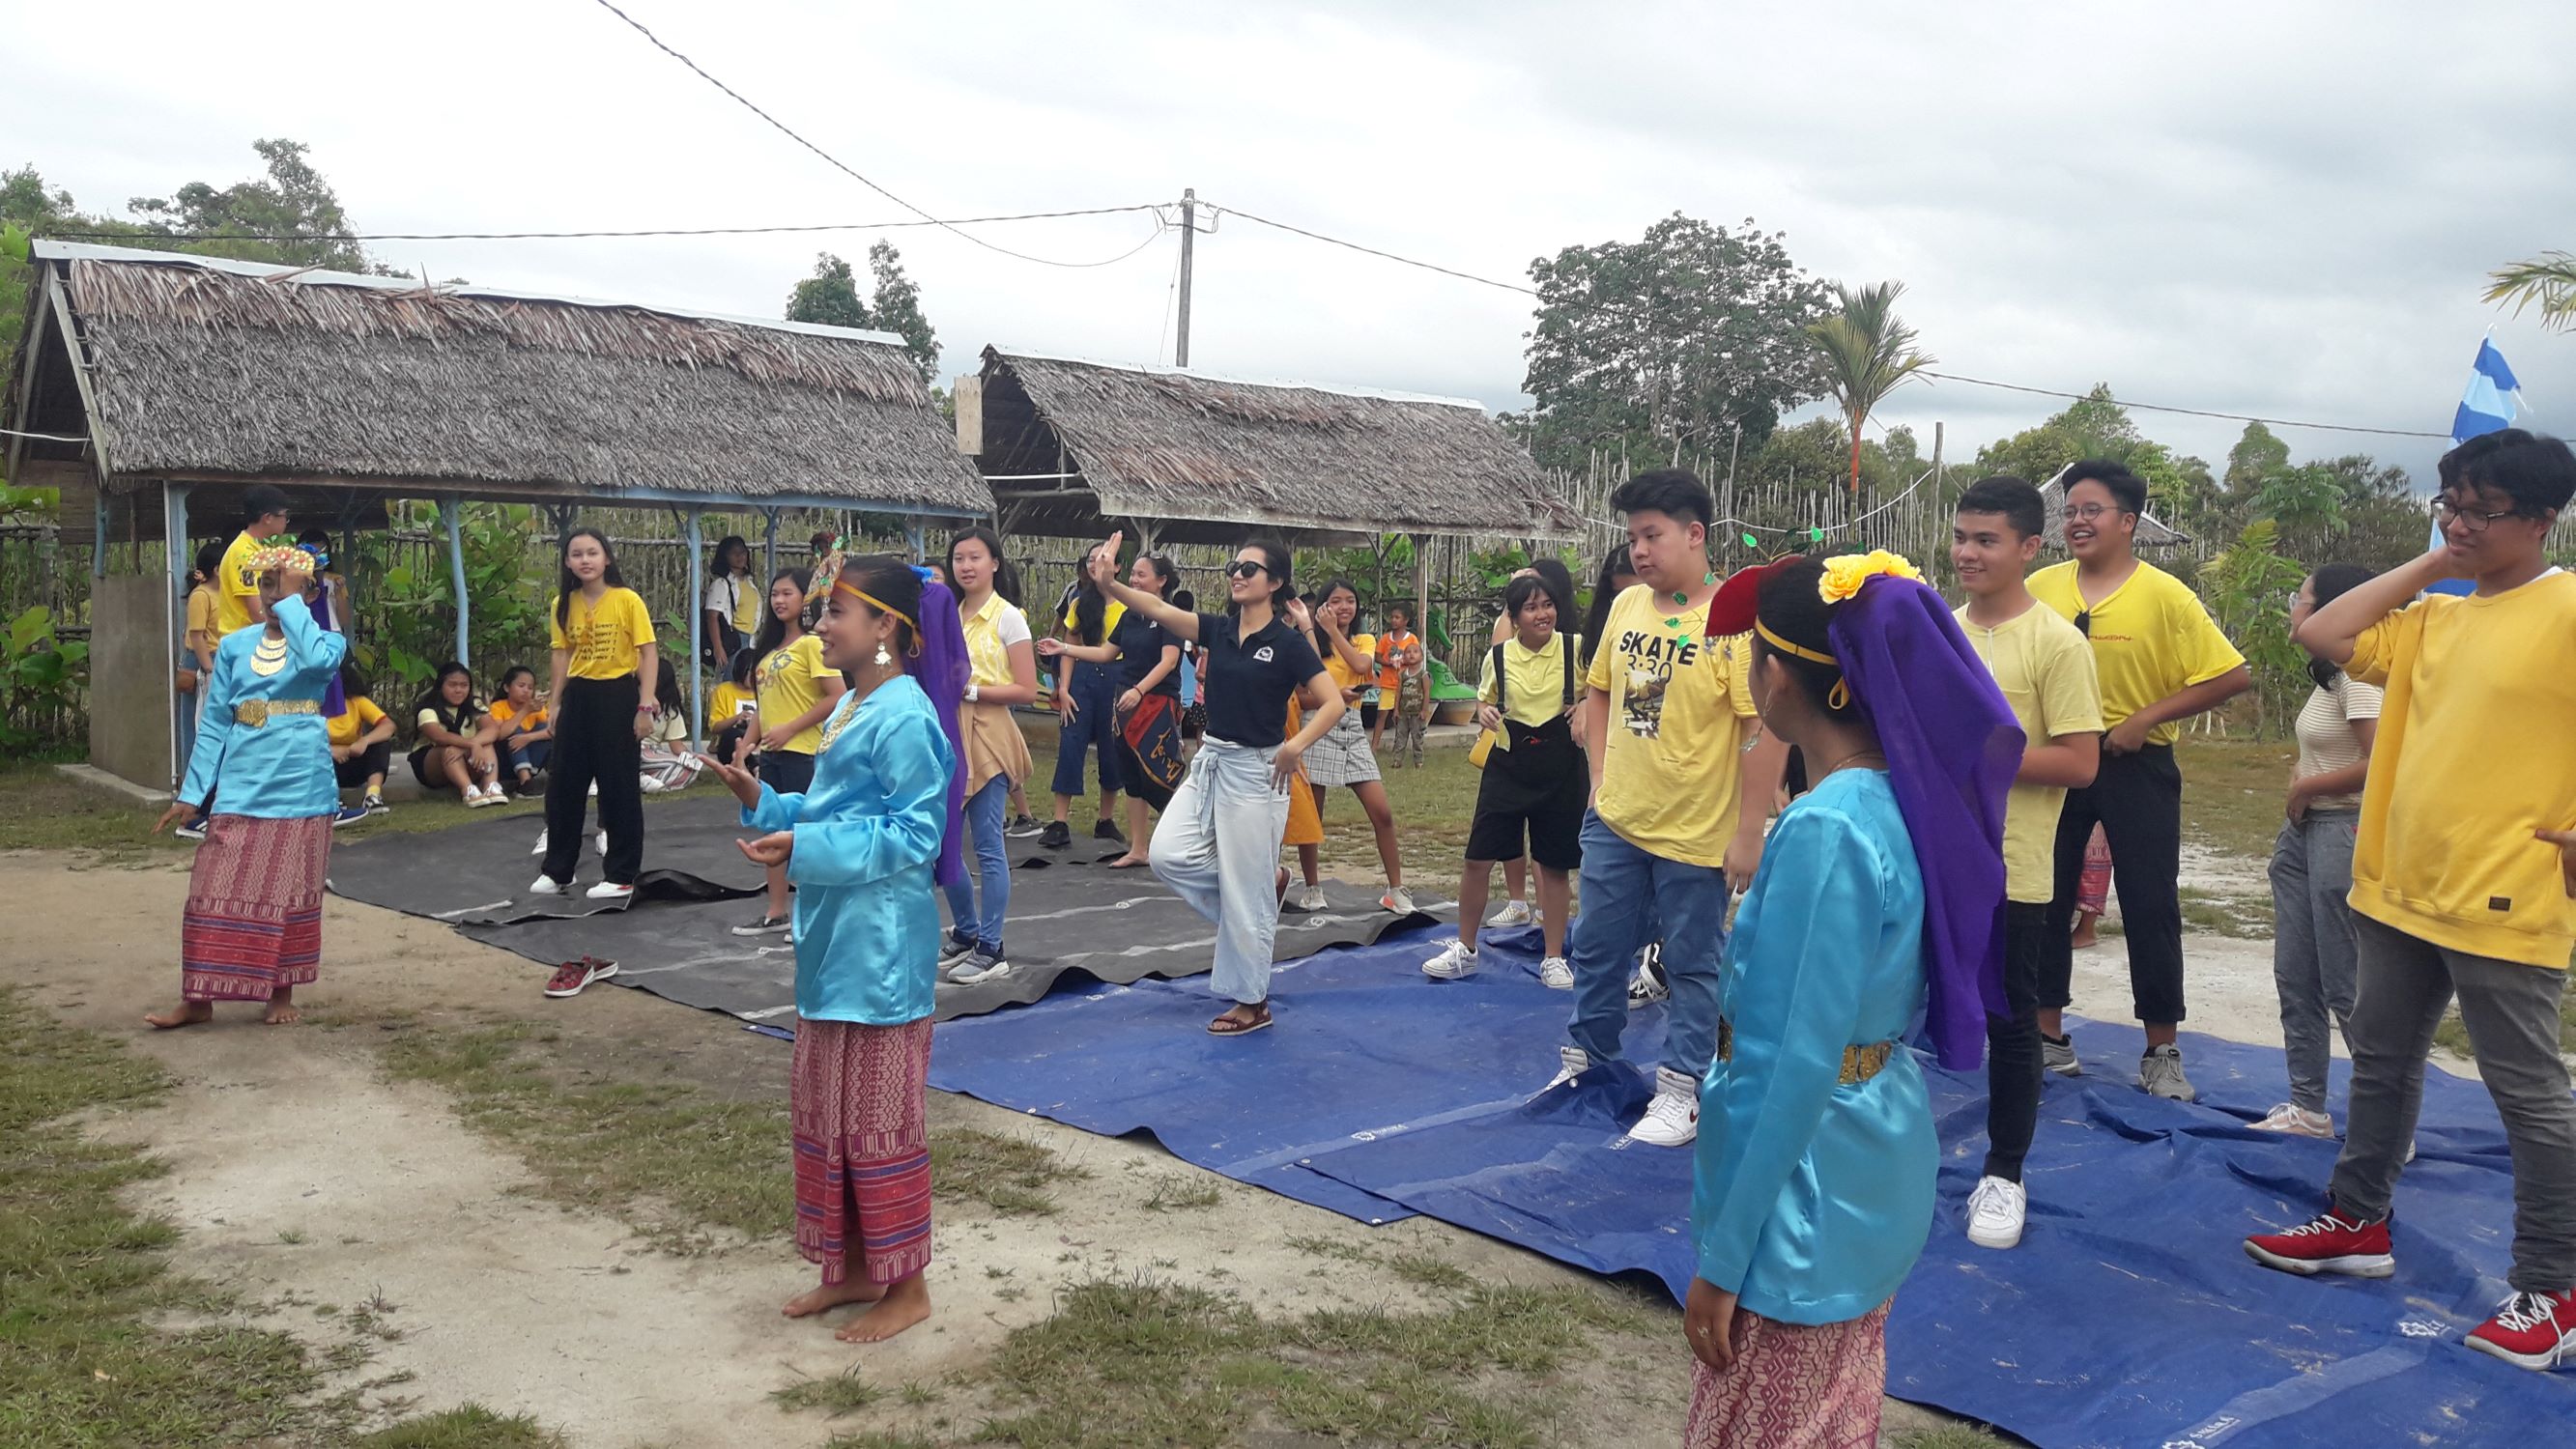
[2429,497,2522,533]
[2065,503,2131,523]
[1226,561,1271,580]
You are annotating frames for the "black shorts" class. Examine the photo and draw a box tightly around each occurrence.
[1464,729,1586,870]
[759,749,816,795]
[1360,700,1381,731]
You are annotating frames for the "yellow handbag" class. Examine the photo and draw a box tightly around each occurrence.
[1468,644,1503,769]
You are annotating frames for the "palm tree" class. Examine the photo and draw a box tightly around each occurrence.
[2485,252,2576,330]
[1807,281,1935,494]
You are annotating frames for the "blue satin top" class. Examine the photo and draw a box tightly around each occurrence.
[1691,766,1937,1325]
[180,594,348,820]
[742,673,955,1026]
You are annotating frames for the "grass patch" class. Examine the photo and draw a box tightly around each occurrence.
[2437,986,2576,1057]
[932,1128,1089,1217]
[2179,886,2274,940]
[1136,1171,1221,1213]
[2176,737,2296,866]
[771,1366,885,1418]
[1892,1427,2002,1449]
[355,1405,568,1447]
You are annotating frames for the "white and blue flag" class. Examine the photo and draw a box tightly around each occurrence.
[2429,339,2524,595]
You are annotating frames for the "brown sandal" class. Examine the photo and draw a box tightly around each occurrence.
[1208,1003,1273,1036]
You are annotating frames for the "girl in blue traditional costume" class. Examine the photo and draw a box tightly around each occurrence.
[1680,552,2019,1448]
[701,553,968,1345]
[150,544,351,1029]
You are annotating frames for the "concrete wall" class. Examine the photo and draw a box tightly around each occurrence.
[89,574,175,791]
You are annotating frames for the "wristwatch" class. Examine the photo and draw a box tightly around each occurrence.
[965,682,981,703]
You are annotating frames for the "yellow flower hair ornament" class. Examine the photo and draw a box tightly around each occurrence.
[1817,550,1923,605]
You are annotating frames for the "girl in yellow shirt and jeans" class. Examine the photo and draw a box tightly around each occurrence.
[534,528,660,901]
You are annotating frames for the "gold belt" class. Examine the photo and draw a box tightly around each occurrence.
[234,698,321,727]
[1716,1019,1897,1086]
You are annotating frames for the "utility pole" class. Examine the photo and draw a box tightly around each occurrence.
[1175,188,1197,368]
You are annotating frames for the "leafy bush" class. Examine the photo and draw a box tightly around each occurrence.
[0,605,88,754]
[2195,520,2308,737]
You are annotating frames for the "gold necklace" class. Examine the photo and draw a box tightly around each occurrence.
[816,670,899,753]
[1816,745,1885,779]
[249,635,289,678]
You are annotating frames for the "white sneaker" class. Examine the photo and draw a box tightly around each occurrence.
[1421,940,1478,980]
[531,829,549,857]
[1538,956,1574,989]
[1627,1066,1701,1147]
[950,951,1011,984]
[2250,1103,2336,1139]
[1381,886,1417,916]
[1486,899,1533,928]
[528,874,565,896]
[1295,886,1328,913]
[585,881,634,900]
[1542,1044,1591,1093]
[1964,1175,2027,1250]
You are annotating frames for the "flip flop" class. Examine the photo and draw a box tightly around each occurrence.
[1208,1004,1273,1036]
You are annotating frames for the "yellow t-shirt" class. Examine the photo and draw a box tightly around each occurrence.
[215,529,264,636]
[327,696,388,749]
[730,573,762,636]
[2029,560,2243,746]
[1061,594,1126,644]
[2345,573,2576,970]
[185,584,220,654]
[710,682,757,722]
[1324,632,1377,694]
[487,697,548,733]
[1478,632,1584,729]
[1957,601,2105,904]
[550,587,656,680]
[1586,585,1759,867]
[962,593,1033,690]
[757,634,836,755]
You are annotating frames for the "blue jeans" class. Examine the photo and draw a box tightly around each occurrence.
[1566,810,1731,1079]
[1051,661,1125,799]
[942,774,1012,954]
[506,737,553,777]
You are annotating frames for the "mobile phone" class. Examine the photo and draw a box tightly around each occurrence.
[735,697,758,716]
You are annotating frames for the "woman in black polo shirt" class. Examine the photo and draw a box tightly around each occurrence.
[1086,533,1341,1035]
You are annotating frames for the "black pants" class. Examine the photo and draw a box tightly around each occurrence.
[333,739,392,790]
[543,674,644,887]
[2043,743,2186,1024]
[1985,901,2049,1181]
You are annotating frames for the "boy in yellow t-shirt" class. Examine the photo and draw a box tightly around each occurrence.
[2244,430,2576,1364]
[1950,475,2104,1252]
[1548,469,1786,1151]
[2030,460,2249,1104]
[215,485,294,636]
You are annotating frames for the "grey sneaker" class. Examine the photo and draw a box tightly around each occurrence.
[950,951,1011,985]
[2140,1044,2197,1102]
[2042,1032,2080,1077]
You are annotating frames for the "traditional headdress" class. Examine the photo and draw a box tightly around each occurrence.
[244,544,318,576]
[808,545,970,891]
[1707,550,2021,1071]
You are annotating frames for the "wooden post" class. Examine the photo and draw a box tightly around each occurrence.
[1412,532,1430,660]
[762,507,780,580]
[1176,188,1197,367]
[685,506,705,747]
[440,496,470,668]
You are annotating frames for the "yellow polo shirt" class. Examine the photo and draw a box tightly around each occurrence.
[2345,573,2576,969]
[327,696,388,749]
[757,634,836,755]
[2029,560,2243,746]
[1479,632,1584,729]
[1958,601,2104,903]
[551,586,656,680]
[1587,585,1759,867]
[215,529,264,636]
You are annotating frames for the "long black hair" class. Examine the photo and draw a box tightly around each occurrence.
[1580,544,1638,668]
[1525,558,1577,629]
[709,534,751,581]
[1750,557,1853,717]
[1133,553,1178,601]
[189,540,224,598]
[1308,578,1359,658]
[840,554,926,659]
[747,567,814,675]
[554,526,629,633]
[410,661,481,740]
[1069,542,1112,646]
[1232,538,1294,619]
[2305,563,2378,688]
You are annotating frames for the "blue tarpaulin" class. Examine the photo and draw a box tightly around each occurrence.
[929,924,2575,1447]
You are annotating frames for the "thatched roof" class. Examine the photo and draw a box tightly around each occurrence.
[7,241,992,515]
[2039,469,2190,549]
[969,347,1579,545]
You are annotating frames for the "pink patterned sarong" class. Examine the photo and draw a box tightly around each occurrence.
[789,1016,933,1286]
[181,813,330,1003]
[1683,1300,1891,1449]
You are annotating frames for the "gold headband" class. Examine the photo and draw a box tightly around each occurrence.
[832,576,917,633]
[1753,619,1835,666]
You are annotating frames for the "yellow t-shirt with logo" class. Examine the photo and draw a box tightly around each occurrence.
[1585,585,1759,867]
[2344,573,2576,970]
[757,634,836,755]
[1957,602,2104,903]
[215,529,264,636]
[1478,632,1584,729]
[710,682,757,722]
[1324,632,1378,695]
[550,587,656,680]
[327,696,388,749]
[2029,560,2243,746]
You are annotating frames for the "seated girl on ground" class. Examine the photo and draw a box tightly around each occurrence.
[483,665,555,797]
[640,668,701,792]
[327,666,397,816]
[709,650,759,767]
[410,662,505,807]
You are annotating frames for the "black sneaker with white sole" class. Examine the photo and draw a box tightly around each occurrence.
[731,914,791,937]
[1004,813,1044,839]
[1094,819,1128,847]
[1038,820,1073,850]
[937,933,980,969]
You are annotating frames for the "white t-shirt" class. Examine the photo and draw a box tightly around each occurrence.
[2293,673,2384,813]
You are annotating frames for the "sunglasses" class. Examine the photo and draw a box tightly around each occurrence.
[1226,561,1271,580]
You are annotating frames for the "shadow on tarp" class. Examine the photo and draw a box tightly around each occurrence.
[928,922,2576,1449]
[328,793,763,926]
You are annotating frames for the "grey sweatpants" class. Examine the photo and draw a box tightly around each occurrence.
[2268,810,2361,1114]
[1150,738,1292,1006]
[2329,914,2576,1293]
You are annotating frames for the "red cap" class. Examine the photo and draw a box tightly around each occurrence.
[1703,558,1798,639]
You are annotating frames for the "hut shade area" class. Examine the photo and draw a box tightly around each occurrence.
[969,347,1579,545]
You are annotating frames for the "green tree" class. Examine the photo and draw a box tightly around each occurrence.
[2251,463,2347,560]
[1736,417,1903,496]
[2221,422,2291,508]
[2195,519,2309,736]
[1806,280,1934,494]
[866,240,940,386]
[1520,213,1832,474]
[785,252,870,330]
[1972,384,2216,531]
[123,139,372,271]
[2484,251,2576,330]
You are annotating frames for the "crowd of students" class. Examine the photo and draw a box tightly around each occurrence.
[141,433,2576,1408]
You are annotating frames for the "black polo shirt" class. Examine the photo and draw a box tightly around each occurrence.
[1111,610,1179,696]
[1197,611,1324,748]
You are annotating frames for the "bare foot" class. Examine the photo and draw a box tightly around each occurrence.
[2071,915,2100,952]
[263,987,301,1026]
[835,1273,930,1343]
[145,1001,213,1031]
[1105,854,1149,869]
[784,1278,886,1320]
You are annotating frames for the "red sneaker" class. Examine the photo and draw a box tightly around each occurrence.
[543,955,618,999]
[2243,1207,2395,1278]
[2466,1289,2576,1371]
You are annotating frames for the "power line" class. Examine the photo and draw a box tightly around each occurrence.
[1207,195,2455,442]
[589,0,1160,269]
[44,204,1164,246]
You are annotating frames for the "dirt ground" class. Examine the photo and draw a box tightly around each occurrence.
[4,835,2334,1449]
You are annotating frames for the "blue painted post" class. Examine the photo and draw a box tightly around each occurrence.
[685,506,705,747]
[164,484,191,789]
[441,497,470,668]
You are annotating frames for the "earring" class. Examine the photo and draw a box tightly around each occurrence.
[874,640,894,668]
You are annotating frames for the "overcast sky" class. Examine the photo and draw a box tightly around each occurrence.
[13,1,2573,483]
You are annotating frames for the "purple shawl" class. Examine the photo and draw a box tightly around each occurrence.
[1829,577,2023,1070]
[908,568,971,891]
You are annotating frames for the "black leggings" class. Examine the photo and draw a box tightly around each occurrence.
[1985,901,2049,1182]
[543,674,644,886]
[2042,745,2186,1024]
[333,739,392,789]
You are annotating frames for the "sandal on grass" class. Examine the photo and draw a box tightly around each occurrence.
[1208,1003,1272,1036]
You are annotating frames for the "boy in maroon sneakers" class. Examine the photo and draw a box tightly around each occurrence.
[2242,429,2576,1372]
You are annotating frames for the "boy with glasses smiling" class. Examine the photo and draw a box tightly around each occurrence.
[2030,461,2250,1101]
[2245,429,2576,1371]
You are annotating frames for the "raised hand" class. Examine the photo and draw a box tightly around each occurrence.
[698,753,763,809]
[737,831,794,867]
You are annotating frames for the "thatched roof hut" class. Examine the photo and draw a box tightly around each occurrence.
[960,347,1578,546]
[2039,469,2190,549]
[6,240,991,520]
